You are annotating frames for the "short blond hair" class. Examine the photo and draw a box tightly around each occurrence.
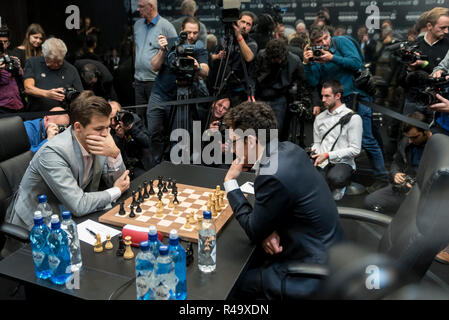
[426,7,449,26]
[42,38,67,60]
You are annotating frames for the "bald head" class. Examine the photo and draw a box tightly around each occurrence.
[109,101,122,120]
[44,107,70,128]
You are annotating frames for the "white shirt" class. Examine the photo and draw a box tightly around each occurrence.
[75,136,123,203]
[312,104,363,169]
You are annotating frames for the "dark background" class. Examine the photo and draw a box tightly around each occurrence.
[2,0,448,56]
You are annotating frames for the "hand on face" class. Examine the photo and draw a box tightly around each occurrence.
[86,129,119,158]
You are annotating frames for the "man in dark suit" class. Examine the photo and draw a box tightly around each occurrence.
[223,101,344,299]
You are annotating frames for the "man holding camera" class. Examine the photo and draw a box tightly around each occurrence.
[24,106,70,153]
[0,25,24,114]
[303,24,389,193]
[75,59,117,101]
[110,101,151,178]
[365,112,432,214]
[147,16,209,166]
[24,38,83,112]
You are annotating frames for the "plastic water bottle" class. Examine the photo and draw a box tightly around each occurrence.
[198,210,216,273]
[37,195,53,227]
[135,241,156,300]
[47,215,72,285]
[29,211,51,279]
[148,225,161,259]
[61,211,83,272]
[149,245,177,300]
[168,229,187,300]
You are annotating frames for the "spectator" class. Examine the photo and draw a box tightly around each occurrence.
[75,59,117,101]
[77,34,101,61]
[287,19,308,44]
[311,80,363,200]
[250,13,276,52]
[303,24,389,193]
[107,48,120,72]
[23,38,83,112]
[134,0,177,121]
[24,106,70,153]
[334,25,346,37]
[171,0,207,49]
[0,25,24,113]
[9,23,45,68]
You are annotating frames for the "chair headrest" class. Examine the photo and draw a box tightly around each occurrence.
[0,116,31,162]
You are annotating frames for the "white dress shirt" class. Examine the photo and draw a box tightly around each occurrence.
[312,104,363,169]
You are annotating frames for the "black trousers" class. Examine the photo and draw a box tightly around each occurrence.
[364,184,406,214]
[318,163,354,190]
[133,80,154,126]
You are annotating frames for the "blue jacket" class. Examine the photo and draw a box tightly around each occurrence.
[24,118,47,153]
[304,36,367,98]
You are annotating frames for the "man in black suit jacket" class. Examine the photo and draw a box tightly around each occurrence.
[223,101,344,299]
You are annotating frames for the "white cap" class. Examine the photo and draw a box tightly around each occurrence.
[50,215,59,224]
[169,229,178,239]
[148,225,157,235]
[34,211,43,219]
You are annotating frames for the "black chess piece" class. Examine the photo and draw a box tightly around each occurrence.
[162,181,168,193]
[143,182,150,199]
[157,176,163,189]
[157,188,163,200]
[136,202,142,213]
[139,186,144,203]
[131,191,138,207]
[118,202,126,215]
[129,205,136,218]
[116,234,125,257]
[173,191,179,205]
[149,180,155,195]
[167,178,172,189]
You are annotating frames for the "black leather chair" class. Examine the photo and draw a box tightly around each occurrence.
[0,116,33,252]
[287,133,449,299]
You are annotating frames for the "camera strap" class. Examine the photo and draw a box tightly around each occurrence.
[320,111,356,152]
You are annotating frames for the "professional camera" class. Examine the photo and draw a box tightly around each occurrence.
[307,46,327,60]
[114,110,135,128]
[0,42,20,75]
[62,87,80,110]
[289,100,314,122]
[218,0,242,24]
[263,3,286,24]
[389,41,428,64]
[168,31,196,86]
[58,125,67,134]
[354,66,377,96]
[413,75,449,106]
[392,175,416,194]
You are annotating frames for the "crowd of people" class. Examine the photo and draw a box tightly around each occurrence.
[2,0,449,299]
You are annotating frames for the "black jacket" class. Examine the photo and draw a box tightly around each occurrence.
[389,137,425,183]
[227,141,344,299]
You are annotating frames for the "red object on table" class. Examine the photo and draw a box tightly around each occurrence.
[121,224,164,247]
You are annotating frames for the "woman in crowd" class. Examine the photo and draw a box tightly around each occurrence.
[9,23,46,67]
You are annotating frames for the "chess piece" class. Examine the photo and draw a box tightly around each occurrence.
[208,194,213,207]
[131,191,138,207]
[173,192,179,205]
[123,236,134,260]
[139,186,144,203]
[143,182,150,199]
[171,180,177,194]
[105,235,113,250]
[116,234,125,257]
[149,180,155,195]
[168,195,174,208]
[94,234,103,253]
[215,185,221,196]
[136,202,142,213]
[173,203,179,215]
[157,188,163,200]
[167,178,173,189]
[196,215,203,231]
[118,202,126,215]
[156,201,164,218]
[162,181,168,193]
[184,214,192,229]
[219,192,225,208]
[157,176,163,189]
[215,196,221,214]
[129,205,136,218]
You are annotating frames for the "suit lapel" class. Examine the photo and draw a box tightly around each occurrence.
[87,155,103,192]
[70,129,85,187]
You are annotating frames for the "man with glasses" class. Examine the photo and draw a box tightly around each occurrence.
[365,111,432,214]
[223,101,344,299]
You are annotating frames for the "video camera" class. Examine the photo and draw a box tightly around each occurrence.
[415,76,449,106]
[218,0,243,24]
[169,31,196,86]
[0,42,20,76]
[388,41,428,64]
[263,3,286,24]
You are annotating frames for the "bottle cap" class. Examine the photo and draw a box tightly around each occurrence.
[169,229,178,240]
[148,225,157,235]
[159,245,169,255]
[169,229,179,246]
[33,211,43,225]
[50,215,60,229]
[37,195,47,203]
[139,241,149,251]
[34,211,43,219]
[203,210,212,219]
[61,211,71,220]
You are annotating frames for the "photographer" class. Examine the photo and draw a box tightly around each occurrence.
[303,24,389,193]
[23,106,70,153]
[24,38,83,112]
[212,11,258,106]
[147,16,209,166]
[365,112,432,214]
[0,25,24,114]
[255,38,306,137]
[75,59,118,101]
[110,101,151,178]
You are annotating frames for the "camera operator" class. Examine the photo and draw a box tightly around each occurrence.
[24,38,83,112]
[401,7,449,117]
[170,0,207,49]
[110,101,151,178]
[212,11,258,106]
[255,38,307,137]
[303,24,389,193]
[365,112,432,214]
[75,59,118,101]
[147,16,209,166]
[23,106,70,153]
[0,25,25,114]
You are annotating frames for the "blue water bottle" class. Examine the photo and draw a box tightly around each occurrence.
[149,245,177,300]
[47,215,72,285]
[135,241,156,300]
[29,211,51,279]
[37,195,53,227]
[148,225,161,259]
[168,229,187,300]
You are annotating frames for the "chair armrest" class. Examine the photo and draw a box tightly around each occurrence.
[338,206,392,227]
[0,222,30,243]
[286,262,329,279]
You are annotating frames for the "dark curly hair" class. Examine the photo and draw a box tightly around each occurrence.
[224,101,277,144]
[266,38,288,63]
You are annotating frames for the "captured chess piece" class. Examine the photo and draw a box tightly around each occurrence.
[119,202,126,215]
[116,234,125,257]
[94,234,103,253]
[129,205,136,218]
[105,235,113,250]
[149,180,155,195]
[123,236,134,260]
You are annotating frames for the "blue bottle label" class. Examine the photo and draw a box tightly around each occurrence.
[32,251,46,267]
[48,255,61,272]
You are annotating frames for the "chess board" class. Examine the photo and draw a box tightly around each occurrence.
[99,183,234,243]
